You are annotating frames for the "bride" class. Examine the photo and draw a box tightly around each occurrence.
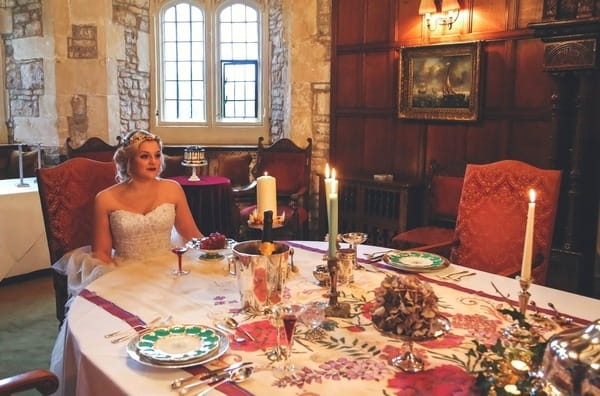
[50,130,203,392]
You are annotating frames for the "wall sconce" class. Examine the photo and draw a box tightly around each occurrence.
[419,0,461,31]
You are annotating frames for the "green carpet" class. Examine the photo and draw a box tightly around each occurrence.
[0,271,58,382]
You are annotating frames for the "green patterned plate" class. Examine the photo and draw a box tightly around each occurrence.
[383,251,449,273]
[135,324,221,363]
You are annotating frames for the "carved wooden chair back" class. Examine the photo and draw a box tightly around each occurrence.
[37,158,116,323]
[0,369,59,395]
[450,160,561,284]
[66,136,121,162]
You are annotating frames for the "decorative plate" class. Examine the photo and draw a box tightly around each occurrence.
[134,324,221,363]
[383,251,449,273]
[375,315,451,341]
[126,326,230,368]
[187,238,237,260]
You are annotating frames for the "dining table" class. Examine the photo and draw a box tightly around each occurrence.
[0,177,50,281]
[57,240,600,396]
[169,176,235,237]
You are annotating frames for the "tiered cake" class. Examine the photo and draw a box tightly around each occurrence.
[183,145,206,166]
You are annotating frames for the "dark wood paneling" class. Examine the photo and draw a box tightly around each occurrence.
[391,122,424,179]
[514,39,552,108]
[335,0,364,45]
[335,53,362,108]
[395,0,423,42]
[365,0,395,43]
[472,0,509,32]
[508,120,555,167]
[364,51,395,108]
[484,41,510,108]
[333,116,364,175]
[363,117,394,171]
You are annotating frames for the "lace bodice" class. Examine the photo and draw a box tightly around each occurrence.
[109,203,175,260]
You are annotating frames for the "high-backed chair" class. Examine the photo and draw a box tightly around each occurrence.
[37,158,116,323]
[239,136,312,239]
[412,160,561,285]
[0,369,59,395]
[66,136,121,162]
[391,160,465,257]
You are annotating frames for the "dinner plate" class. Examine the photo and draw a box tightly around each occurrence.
[127,325,230,368]
[135,324,221,362]
[382,251,449,273]
[375,315,451,341]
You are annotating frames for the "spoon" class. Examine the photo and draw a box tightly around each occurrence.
[547,302,573,326]
[225,317,256,342]
[179,366,254,395]
[215,323,246,343]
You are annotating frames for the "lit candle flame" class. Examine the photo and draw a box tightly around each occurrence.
[264,171,268,176]
[332,168,336,180]
[325,163,330,179]
[529,189,536,203]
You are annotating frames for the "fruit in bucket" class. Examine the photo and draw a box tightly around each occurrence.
[200,232,227,250]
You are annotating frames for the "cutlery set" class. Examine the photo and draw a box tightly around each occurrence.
[171,361,254,395]
[436,270,476,282]
[104,315,172,343]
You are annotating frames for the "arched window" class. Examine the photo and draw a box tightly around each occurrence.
[151,0,268,144]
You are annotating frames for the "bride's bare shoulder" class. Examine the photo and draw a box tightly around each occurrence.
[95,183,125,203]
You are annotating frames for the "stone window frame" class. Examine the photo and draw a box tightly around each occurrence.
[150,0,270,145]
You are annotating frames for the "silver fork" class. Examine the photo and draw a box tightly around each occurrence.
[104,316,161,339]
[110,316,172,343]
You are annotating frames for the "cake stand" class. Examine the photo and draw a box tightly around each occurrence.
[182,160,207,182]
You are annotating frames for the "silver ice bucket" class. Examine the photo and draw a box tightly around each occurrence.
[229,240,290,313]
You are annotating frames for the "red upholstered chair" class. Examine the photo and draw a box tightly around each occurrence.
[391,161,464,257]
[239,137,312,239]
[66,136,121,162]
[37,158,117,324]
[414,160,561,285]
[0,369,59,395]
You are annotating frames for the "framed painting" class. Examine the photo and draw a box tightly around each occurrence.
[398,41,483,122]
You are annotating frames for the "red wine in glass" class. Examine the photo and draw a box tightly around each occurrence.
[282,314,298,344]
[171,246,189,276]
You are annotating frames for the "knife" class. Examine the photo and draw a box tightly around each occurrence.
[170,361,253,389]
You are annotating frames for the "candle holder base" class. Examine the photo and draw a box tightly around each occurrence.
[16,181,30,188]
[325,302,351,318]
[501,322,537,348]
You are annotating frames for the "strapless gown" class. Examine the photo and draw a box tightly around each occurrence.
[50,203,178,393]
[52,202,176,298]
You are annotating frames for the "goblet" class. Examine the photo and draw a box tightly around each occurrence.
[300,301,326,338]
[171,246,189,276]
[341,232,368,269]
[271,303,304,378]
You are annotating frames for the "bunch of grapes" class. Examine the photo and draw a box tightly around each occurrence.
[200,232,227,250]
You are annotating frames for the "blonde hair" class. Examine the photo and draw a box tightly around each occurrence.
[114,130,163,183]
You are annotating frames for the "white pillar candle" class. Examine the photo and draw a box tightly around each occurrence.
[257,172,277,219]
[37,142,42,169]
[328,169,338,257]
[324,163,332,222]
[18,143,24,182]
[520,189,536,281]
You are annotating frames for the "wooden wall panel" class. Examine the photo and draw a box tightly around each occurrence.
[517,0,544,28]
[395,1,422,42]
[335,54,362,108]
[471,0,508,33]
[509,120,554,168]
[364,51,394,109]
[365,0,394,43]
[335,0,364,45]
[333,116,364,174]
[391,122,423,179]
[425,125,468,165]
[484,41,510,109]
[363,118,394,171]
[514,39,552,109]
[465,121,508,163]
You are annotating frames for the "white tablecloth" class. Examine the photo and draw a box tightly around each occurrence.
[59,241,600,396]
[0,177,50,280]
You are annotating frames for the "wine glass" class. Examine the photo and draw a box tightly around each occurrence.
[171,246,189,276]
[271,303,303,378]
[300,301,326,338]
[341,232,368,269]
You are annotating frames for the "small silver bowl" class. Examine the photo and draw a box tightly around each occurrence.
[313,264,330,287]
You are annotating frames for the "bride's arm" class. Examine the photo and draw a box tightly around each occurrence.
[91,191,115,264]
[168,180,203,241]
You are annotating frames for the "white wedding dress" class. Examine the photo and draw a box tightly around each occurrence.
[50,203,177,395]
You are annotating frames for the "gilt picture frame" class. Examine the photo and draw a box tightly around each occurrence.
[398,41,483,122]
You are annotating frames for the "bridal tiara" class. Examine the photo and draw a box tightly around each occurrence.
[122,130,161,147]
